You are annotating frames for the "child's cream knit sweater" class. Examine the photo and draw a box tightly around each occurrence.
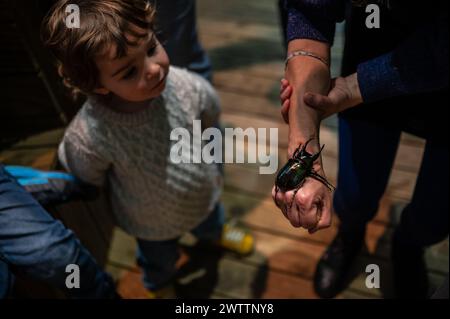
[58,67,222,240]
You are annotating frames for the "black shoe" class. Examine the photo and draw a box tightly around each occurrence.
[392,228,428,298]
[314,229,365,298]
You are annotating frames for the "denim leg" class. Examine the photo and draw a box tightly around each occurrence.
[333,115,401,232]
[136,237,180,290]
[0,165,115,299]
[149,0,213,82]
[191,202,225,242]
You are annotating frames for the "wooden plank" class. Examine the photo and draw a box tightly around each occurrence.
[199,18,282,43]
[106,200,446,299]
[223,160,417,206]
[220,106,425,171]
[108,228,138,269]
[215,258,317,298]
[220,111,423,202]
[0,129,63,168]
[106,220,419,298]
[0,148,56,170]
[106,152,446,273]
[3,129,64,150]
[198,0,280,26]
[232,230,384,298]
[51,200,111,267]
[224,190,449,275]
[222,190,394,257]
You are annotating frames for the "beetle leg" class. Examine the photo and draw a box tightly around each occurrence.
[309,171,335,191]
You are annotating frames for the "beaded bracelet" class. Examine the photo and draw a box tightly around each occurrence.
[285,50,330,69]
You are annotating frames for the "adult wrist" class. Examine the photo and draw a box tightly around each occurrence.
[288,132,320,156]
[285,49,330,70]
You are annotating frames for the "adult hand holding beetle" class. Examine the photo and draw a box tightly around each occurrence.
[271,39,335,234]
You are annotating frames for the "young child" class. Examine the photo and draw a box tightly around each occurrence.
[42,0,254,298]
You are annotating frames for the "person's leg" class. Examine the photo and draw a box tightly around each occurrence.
[0,165,116,299]
[149,0,213,82]
[314,115,402,298]
[192,202,254,255]
[136,237,180,292]
[191,202,225,242]
[392,140,449,298]
[333,115,402,231]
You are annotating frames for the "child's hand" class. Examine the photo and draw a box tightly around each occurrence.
[280,78,293,124]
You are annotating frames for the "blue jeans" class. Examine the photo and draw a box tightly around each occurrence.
[148,0,212,82]
[136,202,225,290]
[334,115,449,246]
[0,164,116,298]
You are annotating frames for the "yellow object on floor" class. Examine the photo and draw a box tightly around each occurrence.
[217,223,254,256]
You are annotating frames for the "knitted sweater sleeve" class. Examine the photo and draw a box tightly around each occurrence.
[58,115,110,187]
[198,76,221,127]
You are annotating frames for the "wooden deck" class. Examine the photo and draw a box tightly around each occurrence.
[106,0,449,298]
[1,0,447,299]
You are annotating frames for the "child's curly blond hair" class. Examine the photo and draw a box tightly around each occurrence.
[41,0,155,99]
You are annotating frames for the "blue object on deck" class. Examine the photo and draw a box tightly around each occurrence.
[4,165,97,206]
[4,165,76,182]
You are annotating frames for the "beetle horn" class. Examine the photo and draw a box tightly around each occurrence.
[301,138,315,153]
[311,144,325,162]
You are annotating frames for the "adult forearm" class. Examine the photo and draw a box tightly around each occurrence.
[285,39,331,156]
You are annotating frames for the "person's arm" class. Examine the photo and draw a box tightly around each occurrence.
[272,1,346,233]
[285,39,330,157]
[285,0,346,45]
[195,73,221,130]
[58,130,110,187]
[0,164,116,298]
[357,12,449,103]
[283,11,448,119]
[283,0,346,155]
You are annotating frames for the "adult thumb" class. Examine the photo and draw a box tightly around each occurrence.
[304,92,330,110]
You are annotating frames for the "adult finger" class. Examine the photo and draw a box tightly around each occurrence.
[308,197,332,234]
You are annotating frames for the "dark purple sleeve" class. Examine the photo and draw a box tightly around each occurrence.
[357,13,449,103]
[285,0,346,45]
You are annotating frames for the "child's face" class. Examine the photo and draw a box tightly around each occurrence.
[94,27,170,102]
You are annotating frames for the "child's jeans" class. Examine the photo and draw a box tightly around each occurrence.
[136,202,225,290]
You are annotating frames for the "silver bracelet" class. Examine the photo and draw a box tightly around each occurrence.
[285,50,330,69]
